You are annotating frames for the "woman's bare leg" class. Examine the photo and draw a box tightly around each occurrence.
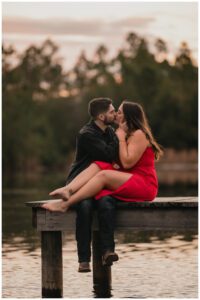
[42,170,132,212]
[49,163,101,200]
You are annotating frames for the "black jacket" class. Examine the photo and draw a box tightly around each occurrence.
[66,120,119,183]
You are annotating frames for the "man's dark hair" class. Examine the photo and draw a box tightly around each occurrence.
[88,98,112,119]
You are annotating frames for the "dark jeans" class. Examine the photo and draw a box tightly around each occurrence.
[75,196,116,263]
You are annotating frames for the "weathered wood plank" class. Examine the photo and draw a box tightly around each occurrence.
[27,197,198,231]
[26,197,198,208]
[35,209,75,231]
[115,207,198,230]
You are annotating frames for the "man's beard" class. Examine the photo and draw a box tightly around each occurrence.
[103,117,115,126]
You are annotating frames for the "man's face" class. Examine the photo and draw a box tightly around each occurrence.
[102,104,116,125]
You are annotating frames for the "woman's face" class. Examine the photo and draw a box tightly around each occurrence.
[116,104,125,124]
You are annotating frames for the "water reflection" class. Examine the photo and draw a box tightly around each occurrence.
[3,228,198,255]
[2,231,198,298]
[3,234,41,254]
[116,229,198,244]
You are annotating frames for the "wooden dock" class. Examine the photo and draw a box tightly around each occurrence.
[26,196,198,298]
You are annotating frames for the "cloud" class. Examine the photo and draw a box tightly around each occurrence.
[114,17,155,28]
[3,16,155,37]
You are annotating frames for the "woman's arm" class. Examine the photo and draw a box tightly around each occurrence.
[116,129,149,169]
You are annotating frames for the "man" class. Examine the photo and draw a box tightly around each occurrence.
[66,98,119,272]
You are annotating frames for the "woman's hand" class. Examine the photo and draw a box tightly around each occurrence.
[116,127,126,141]
[119,121,128,132]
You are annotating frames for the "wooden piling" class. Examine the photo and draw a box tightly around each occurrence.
[92,230,111,297]
[41,231,63,298]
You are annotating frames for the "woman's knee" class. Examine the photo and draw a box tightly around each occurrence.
[95,170,108,183]
[90,163,101,172]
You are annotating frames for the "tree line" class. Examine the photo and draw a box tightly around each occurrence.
[2,32,198,175]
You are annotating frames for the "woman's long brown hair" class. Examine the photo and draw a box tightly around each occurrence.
[122,101,163,160]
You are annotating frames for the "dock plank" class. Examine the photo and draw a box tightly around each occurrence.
[26,197,198,231]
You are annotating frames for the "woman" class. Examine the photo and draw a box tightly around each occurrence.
[42,101,163,212]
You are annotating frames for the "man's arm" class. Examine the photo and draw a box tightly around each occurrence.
[80,131,119,163]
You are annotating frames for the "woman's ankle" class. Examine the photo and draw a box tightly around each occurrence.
[65,185,73,194]
[69,188,73,195]
[62,187,73,201]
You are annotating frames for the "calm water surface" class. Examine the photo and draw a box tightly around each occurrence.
[2,177,198,298]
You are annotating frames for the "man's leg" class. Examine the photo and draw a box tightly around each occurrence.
[75,198,94,265]
[97,196,117,258]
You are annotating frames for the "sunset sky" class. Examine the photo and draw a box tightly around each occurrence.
[2,1,198,70]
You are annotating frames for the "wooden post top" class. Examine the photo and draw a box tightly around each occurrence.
[25,197,198,209]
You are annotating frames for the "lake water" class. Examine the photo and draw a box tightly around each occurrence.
[2,177,198,298]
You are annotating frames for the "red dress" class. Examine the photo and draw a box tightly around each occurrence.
[94,146,158,202]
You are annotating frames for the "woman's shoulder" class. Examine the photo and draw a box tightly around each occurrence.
[128,130,150,146]
[129,129,145,139]
[133,129,144,135]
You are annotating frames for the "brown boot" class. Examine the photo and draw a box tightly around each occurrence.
[102,251,119,266]
[78,262,91,272]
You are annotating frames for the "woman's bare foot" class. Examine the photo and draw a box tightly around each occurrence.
[41,199,69,212]
[49,186,72,201]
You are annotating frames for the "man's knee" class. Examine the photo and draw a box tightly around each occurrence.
[77,198,94,215]
[98,196,116,211]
